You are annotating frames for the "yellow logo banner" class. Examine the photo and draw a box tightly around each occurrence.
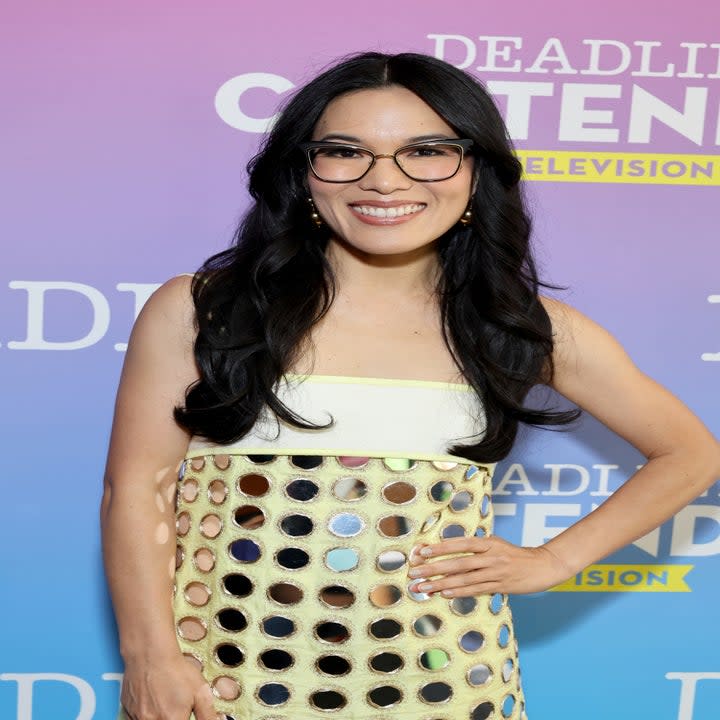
[516,150,720,186]
[550,564,693,593]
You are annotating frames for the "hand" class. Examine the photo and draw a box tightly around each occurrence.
[407,536,574,596]
[120,653,219,720]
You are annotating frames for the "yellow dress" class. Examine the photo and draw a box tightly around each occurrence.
[125,376,527,720]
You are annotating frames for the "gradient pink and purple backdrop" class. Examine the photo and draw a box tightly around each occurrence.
[1,2,719,718]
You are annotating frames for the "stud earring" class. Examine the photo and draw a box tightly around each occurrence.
[308,197,323,227]
[459,203,472,225]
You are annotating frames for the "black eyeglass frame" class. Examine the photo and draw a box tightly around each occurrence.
[298,138,474,183]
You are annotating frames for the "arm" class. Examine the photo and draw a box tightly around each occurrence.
[101,275,217,720]
[539,297,720,574]
[408,298,720,595]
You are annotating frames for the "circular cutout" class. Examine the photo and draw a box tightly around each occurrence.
[498,623,511,648]
[377,515,413,538]
[310,690,347,711]
[238,473,270,497]
[480,494,491,517]
[450,596,477,616]
[407,580,431,602]
[212,454,231,470]
[200,513,222,539]
[369,651,404,673]
[211,676,240,701]
[215,643,244,667]
[468,664,493,687]
[337,456,370,468]
[315,621,350,644]
[193,547,215,572]
[413,614,443,637]
[280,514,313,537]
[368,618,402,640]
[332,477,368,501]
[383,457,416,471]
[489,593,504,614]
[420,513,441,534]
[208,479,228,504]
[328,512,365,538]
[246,454,275,464]
[259,649,293,671]
[177,616,206,641]
[450,490,473,511]
[275,547,310,570]
[257,683,289,706]
[419,681,453,704]
[369,584,402,608]
[382,481,417,504]
[325,547,359,572]
[234,505,265,529]
[262,615,296,638]
[291,455,323,469]
[419,649,450,671]
[229,538,261,563]
[376,550,406,572]
[440,523,466,539]
[184,582,211,606]
[320,585,355,609]
[433,460,458,470]
[429,481,454,502]
[502,658,514,682]
[215,608,247,632]
[285,478,319,501]
[175,544,184,569]
[459,630,484,652]
[222,573,253,598]
[176,512,190,537]
[502,694,516,717]
[267,582,303,605]
[190,457,205,471]
[316,654,351,676]
[180,479,198,502]
[367,685,402,708]
[471,701,495,720]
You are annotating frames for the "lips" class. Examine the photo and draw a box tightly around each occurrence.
[350,203,425,225]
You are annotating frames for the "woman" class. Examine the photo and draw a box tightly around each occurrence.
[102,52,719,720]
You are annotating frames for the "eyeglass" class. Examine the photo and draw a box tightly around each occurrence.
[299,138,473,183]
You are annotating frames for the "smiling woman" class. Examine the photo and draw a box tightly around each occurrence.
[102,52,720,720]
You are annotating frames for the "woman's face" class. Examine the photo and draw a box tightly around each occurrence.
[307,86,474,260]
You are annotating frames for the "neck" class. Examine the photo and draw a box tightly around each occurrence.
[326,236,441,299]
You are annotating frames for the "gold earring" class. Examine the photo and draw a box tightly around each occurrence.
[308,197,323,227]
[459,203,472,225]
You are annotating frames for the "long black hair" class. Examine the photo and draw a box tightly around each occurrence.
[174,52,579,462]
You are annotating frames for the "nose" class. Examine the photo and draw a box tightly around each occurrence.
[358,155,412,194]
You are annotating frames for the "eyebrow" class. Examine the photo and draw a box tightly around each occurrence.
[317,133,458,144]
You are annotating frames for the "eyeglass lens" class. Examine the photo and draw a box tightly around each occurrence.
[309,144,464,182]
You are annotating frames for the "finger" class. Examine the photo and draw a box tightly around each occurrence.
[192,684,218,720]
[439,580,501,597]
[409,553,490,579]
[416,536,493,559]
[410,568,496,595]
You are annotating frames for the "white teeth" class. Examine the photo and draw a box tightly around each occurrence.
[351,204,424,218]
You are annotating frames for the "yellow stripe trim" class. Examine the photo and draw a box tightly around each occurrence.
[283,373,472,391]
[516,149,720,186]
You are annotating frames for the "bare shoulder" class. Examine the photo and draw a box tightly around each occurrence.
[105,275,200,485]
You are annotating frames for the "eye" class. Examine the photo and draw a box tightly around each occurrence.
[314,145,364,159]
[409,144,455,157]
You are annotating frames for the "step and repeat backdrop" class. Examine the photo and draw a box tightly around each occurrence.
[1,1,719,719]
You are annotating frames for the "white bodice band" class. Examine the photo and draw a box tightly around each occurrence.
[187,374,486,463]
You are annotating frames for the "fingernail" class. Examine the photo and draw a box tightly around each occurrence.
[408,568,422,578]
[441,589,454,597]
[418,583,432,591]
[420,547,433,556]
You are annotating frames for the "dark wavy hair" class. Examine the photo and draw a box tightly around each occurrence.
[174,51,579,462]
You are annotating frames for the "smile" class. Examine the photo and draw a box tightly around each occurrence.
[350,203,425,219]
